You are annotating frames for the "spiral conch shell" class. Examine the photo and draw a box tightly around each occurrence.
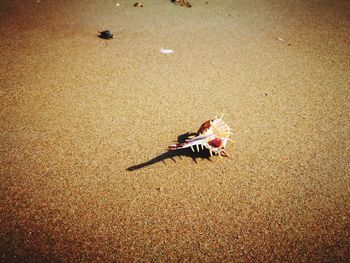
[168,115,233,158]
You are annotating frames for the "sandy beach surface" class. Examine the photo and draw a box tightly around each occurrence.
[1,0,349,261]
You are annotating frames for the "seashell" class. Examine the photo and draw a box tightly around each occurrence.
[160,48,174,54]
[168,115,233,158]
[172,0,192,8]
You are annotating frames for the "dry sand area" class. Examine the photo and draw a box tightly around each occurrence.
[1,0,349,261]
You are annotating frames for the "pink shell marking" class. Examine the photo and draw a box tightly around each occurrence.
[168,115,233,158]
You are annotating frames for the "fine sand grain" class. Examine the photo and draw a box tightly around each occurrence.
[1,0,349,261]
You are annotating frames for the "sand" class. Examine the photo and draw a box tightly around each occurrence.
[1,0,349,261]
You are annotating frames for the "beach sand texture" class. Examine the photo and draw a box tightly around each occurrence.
[1,0,349,261]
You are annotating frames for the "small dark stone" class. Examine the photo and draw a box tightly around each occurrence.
[98,30,113,39]
[265,93,268,96]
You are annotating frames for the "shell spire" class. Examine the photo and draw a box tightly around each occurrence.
[168,116,232,157]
